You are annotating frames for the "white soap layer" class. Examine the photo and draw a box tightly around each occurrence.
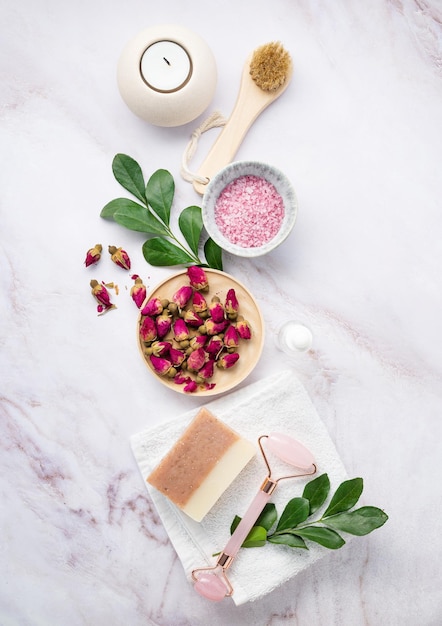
[182,438,256,522]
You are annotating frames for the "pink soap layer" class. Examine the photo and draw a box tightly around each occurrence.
[147,408,240,508]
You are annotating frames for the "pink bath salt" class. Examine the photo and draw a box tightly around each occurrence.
[214,175,285,248]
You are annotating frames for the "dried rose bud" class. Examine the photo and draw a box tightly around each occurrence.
[169,347,186,367]
[141,297,163,317]
[204,318,229,336]
[173,318,190,342]
[192,291,208,315]
[139,316,157,343]
[190,334,207,350]
[174,372,191,385]
[224,325,239,351]
[172,285,193,309]
[209,297,225,323]
[205,336,223,358]
[225,288,239,319]
[183,309,204,328]
[196,359,215,381]
[156,314,172,339]
[167,302,178,316]
[183,379,198,393]
[150,341,171,357]
[187,266,209,292]
[150,354,173,376]
[200,382,216,391]
[236,316,252,340]
[130,276,147,308]
[90,279,116,313]
[84,244,102,267]
[187,347,206,372]
[216,352,240,369]
[108,245,131,270]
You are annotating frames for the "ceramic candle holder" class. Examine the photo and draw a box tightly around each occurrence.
[117,24,217,127]
[201,161,298,258]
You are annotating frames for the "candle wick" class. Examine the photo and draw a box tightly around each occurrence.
[163,57,171,66]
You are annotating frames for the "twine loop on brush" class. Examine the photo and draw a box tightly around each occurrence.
[180,110,227,184]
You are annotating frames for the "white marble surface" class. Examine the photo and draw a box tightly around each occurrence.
[1,1,442,624]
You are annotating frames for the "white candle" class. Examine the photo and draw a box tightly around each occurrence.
[117,25,217,127]
[140,41,191,92]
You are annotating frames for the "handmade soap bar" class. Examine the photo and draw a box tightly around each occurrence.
[147,407,256,522]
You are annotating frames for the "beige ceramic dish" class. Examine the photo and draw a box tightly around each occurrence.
[137,269,264,396]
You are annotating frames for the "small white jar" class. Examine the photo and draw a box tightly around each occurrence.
[275,321,313,356]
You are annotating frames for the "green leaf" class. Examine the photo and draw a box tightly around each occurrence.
[113,204,169,235]
[230,515,241,534]
[322,478,363,518]
[142,238,194,267]
[204,238,223,271]
[268,533,308,549]
[242,526,268,548]
[145,169,174,225]
[275,497,310,532]
[255,503,278,531]
[295,526,345,549]
[229,516,267,548]
[112,154,146,204]
[303,473,330,515]
[323,507,388,536]
[100,197,141,219]
[178,206,203,256]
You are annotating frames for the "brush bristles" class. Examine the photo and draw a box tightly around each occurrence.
[249,42,292,91]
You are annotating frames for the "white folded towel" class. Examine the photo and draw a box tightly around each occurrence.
[130,370,348,605]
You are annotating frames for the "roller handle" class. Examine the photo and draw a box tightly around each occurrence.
[222,488,271,560]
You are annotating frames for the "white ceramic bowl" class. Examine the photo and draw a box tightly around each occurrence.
[201,161,297,257]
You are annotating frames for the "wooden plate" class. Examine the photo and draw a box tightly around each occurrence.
[137,269,264,396]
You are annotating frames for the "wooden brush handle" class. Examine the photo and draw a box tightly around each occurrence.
[193,59,292,195]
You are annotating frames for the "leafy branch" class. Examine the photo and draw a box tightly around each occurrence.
[229,474,388,551]
[100,154,223,270]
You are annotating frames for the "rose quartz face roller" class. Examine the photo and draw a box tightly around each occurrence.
[191,432,316,602]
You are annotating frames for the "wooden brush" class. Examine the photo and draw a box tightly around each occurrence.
[193,42,293,195]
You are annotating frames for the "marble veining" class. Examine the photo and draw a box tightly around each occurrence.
[1,0,442,624]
